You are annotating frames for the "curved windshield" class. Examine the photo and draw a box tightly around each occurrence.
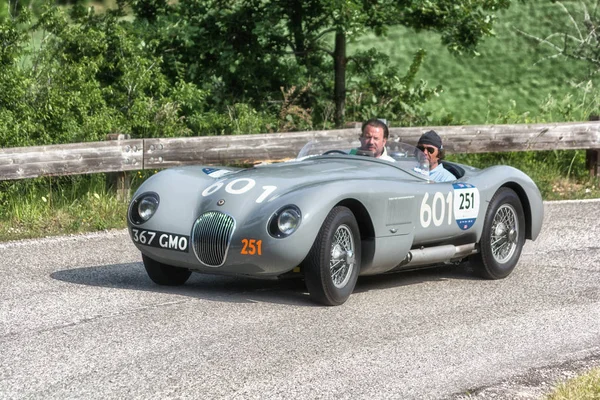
[295,140,430,179]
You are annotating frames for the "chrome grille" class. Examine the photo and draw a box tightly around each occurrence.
[192,211,235,267]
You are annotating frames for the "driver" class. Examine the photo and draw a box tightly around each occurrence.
[353,118,395,162]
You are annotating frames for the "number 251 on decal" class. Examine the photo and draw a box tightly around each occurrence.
[241,239,262,255]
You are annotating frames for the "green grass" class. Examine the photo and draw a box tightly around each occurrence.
[352,0,600,124]
[0,174,131,242]
[546,367,600,400]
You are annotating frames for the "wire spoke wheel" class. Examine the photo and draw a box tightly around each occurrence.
[329,225,355,289]
[490,204,519,263]
[471,188,525,280]
[303,206,361,306]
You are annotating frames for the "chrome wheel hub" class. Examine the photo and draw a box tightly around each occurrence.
[490,204,519,263]
[330,224,355,289]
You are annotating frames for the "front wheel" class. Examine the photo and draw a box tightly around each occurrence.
[471,187,526,279]
[303,206,361,306]
[142,254,192,286]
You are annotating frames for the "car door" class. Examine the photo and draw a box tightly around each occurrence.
[412,181,481,245]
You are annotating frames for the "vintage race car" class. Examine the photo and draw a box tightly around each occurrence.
[127,141,543,306]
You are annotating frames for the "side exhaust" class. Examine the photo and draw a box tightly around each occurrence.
[398,243,477,268]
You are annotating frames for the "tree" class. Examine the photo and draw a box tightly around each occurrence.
[0,3,202,148]
[284,0,515,126]
[128,0,513,127]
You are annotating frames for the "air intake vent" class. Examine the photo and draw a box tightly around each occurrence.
[192,211,235,267]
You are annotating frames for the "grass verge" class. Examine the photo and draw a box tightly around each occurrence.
[546,367,600,400]
[0,174,131,242]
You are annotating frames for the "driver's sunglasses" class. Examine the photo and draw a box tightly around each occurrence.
[417,145,436,154]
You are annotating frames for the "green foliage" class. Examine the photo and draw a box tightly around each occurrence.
[129,0,303,105]
[187,103,278,136]
[1,0,48,19]
[0,0,519,143]
[0,4,209,148]
[0,5,31,66]
[125,0,512,127]
[483,80,600,124]
[346,48,442,125]
[391,0,512,55]
[516,0,600,78]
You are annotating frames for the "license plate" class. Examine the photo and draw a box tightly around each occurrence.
[131,228,189,252]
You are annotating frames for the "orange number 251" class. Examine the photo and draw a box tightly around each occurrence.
[241,239,262,256]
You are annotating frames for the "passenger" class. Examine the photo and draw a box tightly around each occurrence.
[353,118,395,162]
[417,130,455,182]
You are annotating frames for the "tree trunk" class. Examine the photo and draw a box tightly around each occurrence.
[287,0,306,63]
[333,30,346,128]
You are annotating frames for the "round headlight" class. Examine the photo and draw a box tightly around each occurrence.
[129,192,160,225]
[278,209,301,235]
[268,205,302,238]
[138,196,159,221]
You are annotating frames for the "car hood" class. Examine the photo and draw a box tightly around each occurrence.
[130,156,424,233]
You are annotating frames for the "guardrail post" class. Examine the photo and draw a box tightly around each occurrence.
[587,116,599,178]
[106,133,132,201]
[587,149,599,177]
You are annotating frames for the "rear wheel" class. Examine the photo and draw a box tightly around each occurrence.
[303,206,361,306]
[472,187,525,279]
[142,254,192,286]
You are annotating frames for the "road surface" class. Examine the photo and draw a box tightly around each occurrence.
[1,200,599,399]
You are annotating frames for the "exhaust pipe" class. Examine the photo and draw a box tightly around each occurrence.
[400,243,477,268]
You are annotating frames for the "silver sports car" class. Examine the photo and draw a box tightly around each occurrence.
[127,142,543,305]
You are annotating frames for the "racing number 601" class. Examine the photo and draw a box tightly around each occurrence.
[201,178,277,203]
[420,192,453,228]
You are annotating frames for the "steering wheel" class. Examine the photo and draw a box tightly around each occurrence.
[322,150,348,155]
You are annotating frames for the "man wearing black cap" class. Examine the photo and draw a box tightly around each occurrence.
[417,130,455,182]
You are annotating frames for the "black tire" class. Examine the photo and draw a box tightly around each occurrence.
[303,206,361,306]
[471,187,526,279]
[142,254,192,286]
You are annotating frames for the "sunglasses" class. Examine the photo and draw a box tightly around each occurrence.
[417,145,436,154]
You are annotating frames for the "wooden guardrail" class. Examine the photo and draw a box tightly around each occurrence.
[1,121,599,181]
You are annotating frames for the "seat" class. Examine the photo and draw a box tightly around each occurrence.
[441,161,464,180]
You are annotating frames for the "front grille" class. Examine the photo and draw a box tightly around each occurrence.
[192,211,236,267]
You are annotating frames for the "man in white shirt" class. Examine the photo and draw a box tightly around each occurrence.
[355,119,395,162]
[417,130,455,182]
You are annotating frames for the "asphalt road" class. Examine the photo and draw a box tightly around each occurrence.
[1,200,599,399]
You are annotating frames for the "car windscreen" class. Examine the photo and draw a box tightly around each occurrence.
[295,140,430,179]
